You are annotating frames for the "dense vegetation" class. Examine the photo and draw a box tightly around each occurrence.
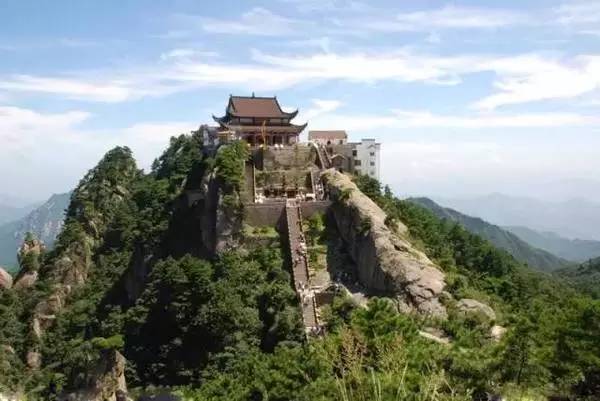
[354,174,600,400]
[557,257,600,299]
[0,137,598,401]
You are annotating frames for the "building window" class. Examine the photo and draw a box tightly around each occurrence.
[354,160,361,166]
[370,152,375,156]
[370,161,375,166]
[352,150,357,156]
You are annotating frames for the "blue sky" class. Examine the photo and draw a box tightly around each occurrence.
[1,0,600,202]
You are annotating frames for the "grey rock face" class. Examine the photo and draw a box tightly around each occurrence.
[59,350,128,401]
[457,298,496,321]
[0,267,12,289]
[26,351,41,370]
[489,324,507,341]
[322,169,447,318]
[13,271,37,290]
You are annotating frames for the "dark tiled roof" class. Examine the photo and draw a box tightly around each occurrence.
[228,95,295,118]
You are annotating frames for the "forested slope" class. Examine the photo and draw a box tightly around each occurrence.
[556,257,600,299]
[0,136,598,401]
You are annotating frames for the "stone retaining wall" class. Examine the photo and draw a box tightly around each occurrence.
[244,200,331,227]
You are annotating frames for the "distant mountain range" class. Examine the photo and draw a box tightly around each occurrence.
[505,226,600,263]
[0,193,41,225]
[0,192,70,270]
[0,203,38,226]
[434,193,600,241]
[409,197,571,272]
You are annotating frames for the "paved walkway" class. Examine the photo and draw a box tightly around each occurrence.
[244,161,255,203]
[285,199,320,333]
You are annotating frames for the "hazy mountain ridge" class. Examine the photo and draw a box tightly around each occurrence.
[505,225,600,262]
[0,193,42,225]
[0,192,70,269]
[434,193,600,241]
[409,197,570,271]
[0,203,38,226]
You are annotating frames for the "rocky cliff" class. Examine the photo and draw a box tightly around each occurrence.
[58,350,128,401]
[26,148,139,368]
[322,169,447,317]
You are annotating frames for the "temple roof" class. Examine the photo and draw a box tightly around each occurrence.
[308,130,347,140]
[226,95,298,118]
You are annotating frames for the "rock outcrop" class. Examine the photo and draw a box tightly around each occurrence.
[0,393,24,401]
[489,324,507,341]
[12,271,37,290]
[0,267,12,290]
[321,169,446,317]
[418,327,451,345]
[59,350,128,401]
[25,147,138,368]
[17,235,44,263]
[13,235,44,290]
[456,298,496,322]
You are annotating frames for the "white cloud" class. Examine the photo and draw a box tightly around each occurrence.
[249,49,478,84]
[0,106,91,152]
[2,49,599,111]
[380,135,600,199]
[281,0,368,13]
[199,8,306,36]
[425,32,441,44]
[299,99,343,121]
[473,55,600,110]
[288,37,333,52]
[0,105,196,198]
[308,108,600,131]
[581,29,600,37]
[56,38,100,48]
[160,48,197,60]
[394,5,527,30]
[554,1,600,26]
[0,75,133,103]
[346,5,529,34]
[160,48,219,61]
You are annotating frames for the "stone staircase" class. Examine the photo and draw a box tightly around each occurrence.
[285,199,321,335]
[244,161,255,203]
[314,144,331,169]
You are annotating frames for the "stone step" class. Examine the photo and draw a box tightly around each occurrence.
[285,201,320,334]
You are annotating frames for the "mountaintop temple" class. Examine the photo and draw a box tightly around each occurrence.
[212,94,307,146]
[198,94,380,180]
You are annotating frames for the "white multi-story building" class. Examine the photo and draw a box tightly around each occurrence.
[350,139,381,180]
[309,131,381,181]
